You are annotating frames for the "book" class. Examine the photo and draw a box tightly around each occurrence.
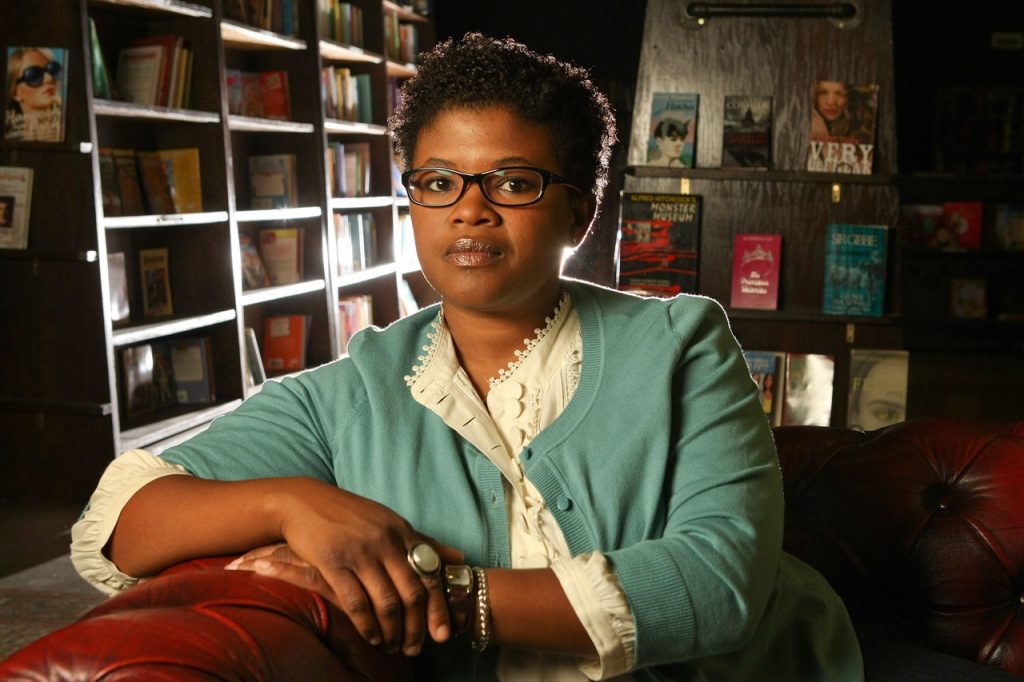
[239,233,272,289]
[334,212,376,275]
[847,349,909,431]
[338,294,373,354]
[114,44,164,106]
[721,95,771,169]
[107,251,130,323]
[243,326,267,388]
[616,192,701,297]
[136,151,176,214]
[397,277,420,318]
[730,233,781,310]
[98,148,121,216]
[822,223,888,317]
[899,203,944,249]
[941,201,983,250]
[4,46,68,143]
[263,314,311,372]
[225,69,244,115]
[139,247,173,318]
[647,92,698,167]
[259,227,304,285]
[742,350,785,425]
[89,19,115,100]
[158,148,203,213]
[992,204,1024,251]
[113,148,146,215]
[781,352,835,426]
[342,142,371,197]
[0,166,34,249]
[806,81,879,175]
[121,344,154,417]
[249,154,298,208]
[150,341,177,409]
[240,72,263,117]
[259,70,291,120]
[950,277,987,319]
[171,336,215,404]
[125,35,183,107]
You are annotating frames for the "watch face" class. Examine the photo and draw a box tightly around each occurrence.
[445,565,474,595]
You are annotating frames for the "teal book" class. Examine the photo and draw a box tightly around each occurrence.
[647,92,699,167]
[822,223,888,317]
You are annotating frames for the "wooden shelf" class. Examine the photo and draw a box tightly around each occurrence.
[383,1,428,22]
[91,0,212,18]
[120,400,242,453]
[104,211,229,229]
[111,309,237,347]
[319,40,384,64]
[323,119,388,136]
[329,196,394,210]
[235,206,323,223]
[0,249,99,262]
[337,263,398,288]
[240,279,327,306]
[93,99,220,123]
[386,61,417,79]
[626,166,895,185]
[228,115,316,133]
[220,20,307,50]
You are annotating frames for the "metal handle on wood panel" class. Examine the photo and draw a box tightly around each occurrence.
[680,1,863,29]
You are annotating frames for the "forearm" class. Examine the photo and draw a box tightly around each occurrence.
[109,474,308,577]
[484,568,597,658]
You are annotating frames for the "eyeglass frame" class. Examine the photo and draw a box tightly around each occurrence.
[16,61,63,88]
[400,166,581,208]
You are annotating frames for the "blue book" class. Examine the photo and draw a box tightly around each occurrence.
[647,92,699,167]
[822,223,888,317]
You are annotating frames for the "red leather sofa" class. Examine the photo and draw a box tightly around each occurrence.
[2,418,1022,680]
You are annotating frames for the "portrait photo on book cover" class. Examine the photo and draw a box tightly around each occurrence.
[806,80,878,175]
[647,92,698,167]
[5,46,68,143]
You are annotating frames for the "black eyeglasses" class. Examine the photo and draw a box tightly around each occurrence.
[16,61,62,88]
[401,166,580,207]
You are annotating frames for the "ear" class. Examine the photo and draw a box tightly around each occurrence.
[568,194,597,247]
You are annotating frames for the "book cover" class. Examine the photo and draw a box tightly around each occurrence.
[225,68,243,115]
[239,232,272,289]
[243,326,267,388]
[941,201,983,250]
[240,71,263,117]
[722,95,771,169]
[847,349,909,431]
[647,92,698,167]
[136,151,176,214]
[151,341,177,409]
[89,19,115,100]
[992,204,1024,251]
[338,295,373,354]
[171,336,215,404]
[616,192,701,297]
[113,148,146,215]
[263,314,310,372]
[397,277,420,318]
[335,212,376,275]
[127,35,182,107]
[822,223,888,317]
[158,148,203,213]
[98,148,121,217]
[742,350,785,425]
[5,46,68,143]
[342,142,371,197]
[121,344,154,417]
[950,277,986,319]
[139,246,173,318]
[107,251,130,323]
[0,166,34,249]
[259,227,304,285]
[806,81,879,175]
[249,154,298,208]
[782,352,834,426]
[114,44,164,106]
[259,70,291,120]
[730,233,781,310]
[899,203,944,249]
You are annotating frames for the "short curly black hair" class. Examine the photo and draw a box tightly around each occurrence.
[388,33,617,206]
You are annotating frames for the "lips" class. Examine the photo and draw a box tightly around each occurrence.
[445,237,502,267]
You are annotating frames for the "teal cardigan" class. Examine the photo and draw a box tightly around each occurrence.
[162,280,862,680]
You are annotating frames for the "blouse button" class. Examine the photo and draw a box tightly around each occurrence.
[556,495,573,512]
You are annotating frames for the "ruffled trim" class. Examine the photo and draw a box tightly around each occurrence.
[490,289,571,389]
[403,316,443,387]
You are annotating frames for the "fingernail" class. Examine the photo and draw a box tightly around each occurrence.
[435,624,450,641]
[404,643,421,657]
[252,559,272,573]
[225,558,241,570]
[368,636,382,646]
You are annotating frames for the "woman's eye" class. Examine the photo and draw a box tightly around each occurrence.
[494,175,537,194]
[423,176,456,193]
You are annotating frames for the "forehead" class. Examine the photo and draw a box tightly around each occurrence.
[412,106,560,170]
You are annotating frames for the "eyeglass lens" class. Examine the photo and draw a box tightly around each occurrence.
[19,61,62,87]
[406,168,545,206]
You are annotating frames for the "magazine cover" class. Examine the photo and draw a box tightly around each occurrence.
[646,92,698,167]
[782,352,835,426]
[847,349,909,431]
[730,233,781,310]
[822,223,888,317]
[0,166,34,249]
[616,192,701,297]
[806,81,879,174]
[742,350,785,425]
[722,95,771,169]
[5,47,68,143]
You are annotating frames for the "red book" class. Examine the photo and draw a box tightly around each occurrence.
[259,70,291,121]
[263,314,310,373]
[730,233,781,309]
[941,201,983,250]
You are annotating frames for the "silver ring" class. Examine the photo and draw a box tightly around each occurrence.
[407,542,441,577]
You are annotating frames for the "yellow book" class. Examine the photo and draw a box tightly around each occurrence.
[157,147,203,213]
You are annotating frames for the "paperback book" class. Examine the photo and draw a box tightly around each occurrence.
[259,227,304,285]
[243,326,267,388]
[113,148,146,215]
[617,192,701,298]
[338,294,373,354]
[107,251,130,323]
[822,223,888,317]
[121,344,154,418]
[249,154,298,208]
[4,46,68,143]
[742,350,785,425]
[264,314,311,373]
[847,349,909,431]
[950,277,986,319]
[721,95,771,169]
[782,352,835,426]
[151,341,177,409]
[158,148,203,213]
[806,81,879,175]
[240,233,272,289]
[0,166,34,249]
[647,92,698,167]
[171,336,215,404]
[730,233,781,310]
[139,247,173,318]
[335,212,376,275]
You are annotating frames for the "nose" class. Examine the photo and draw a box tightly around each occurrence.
[450,178,500,226]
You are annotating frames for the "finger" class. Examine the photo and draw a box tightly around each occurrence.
[225,542,289,569]
[357,562,408,654]
[392,566,432,655]
[245,557,332,598]
[320,567,384,647]
[426,575,452,644]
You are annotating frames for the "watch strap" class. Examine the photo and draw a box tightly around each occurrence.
[442,564,476,637]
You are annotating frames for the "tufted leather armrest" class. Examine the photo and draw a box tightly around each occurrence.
[774,419,1024,676]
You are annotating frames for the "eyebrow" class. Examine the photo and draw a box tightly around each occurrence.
[420,156,535,169]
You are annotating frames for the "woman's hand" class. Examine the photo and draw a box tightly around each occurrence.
[231,478,463,657]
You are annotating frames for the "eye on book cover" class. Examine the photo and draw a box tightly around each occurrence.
[616,192,701,298]
[847,349,909,432]
[822,223,888,317]
[647,92,698,167]
[4,46,68,143]
[722,95,772,169]
[806,81,879,175]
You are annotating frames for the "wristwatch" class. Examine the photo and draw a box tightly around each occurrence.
[442,564,476,637]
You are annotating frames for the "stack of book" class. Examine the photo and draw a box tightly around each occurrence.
[115,35,193,109]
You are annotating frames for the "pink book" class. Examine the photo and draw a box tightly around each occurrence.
[730,233,782,309]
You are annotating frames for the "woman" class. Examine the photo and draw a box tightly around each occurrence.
[5,46,64,142]
[647,117,690,166]
[72,34,862,680]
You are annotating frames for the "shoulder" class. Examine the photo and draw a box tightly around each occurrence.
[566,278,727,331]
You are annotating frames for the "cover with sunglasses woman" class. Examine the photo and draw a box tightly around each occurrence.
[70,33,862,680]
[5,46,67,143]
